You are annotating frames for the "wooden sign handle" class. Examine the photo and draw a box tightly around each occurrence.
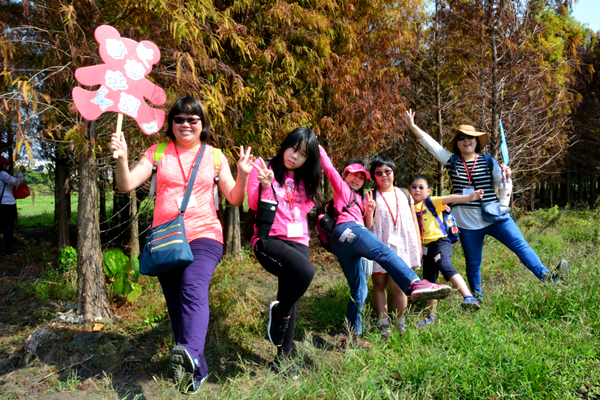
[113,113,123,159]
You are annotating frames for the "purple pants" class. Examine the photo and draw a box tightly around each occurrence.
[158,238,223,381]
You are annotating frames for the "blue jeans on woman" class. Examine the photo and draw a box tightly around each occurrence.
[331,222,419,335]
[459,217,550,300]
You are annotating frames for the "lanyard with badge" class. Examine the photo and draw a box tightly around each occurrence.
[378,188,400,248]
[461,154,478,196]
[284,181,303,238]
[174,145,201,209]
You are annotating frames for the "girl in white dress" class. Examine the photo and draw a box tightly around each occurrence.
[365,157,421,337]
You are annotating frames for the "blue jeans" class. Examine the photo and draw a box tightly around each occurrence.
[331,222,419,335]
[459,217,550,300]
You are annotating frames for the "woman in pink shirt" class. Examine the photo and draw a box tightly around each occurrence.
[110,96,253,394]
[248,127,323,377]
[319,146,452,342]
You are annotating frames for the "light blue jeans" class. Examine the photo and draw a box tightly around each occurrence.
[459,217,550,300]
[331,222,419,335]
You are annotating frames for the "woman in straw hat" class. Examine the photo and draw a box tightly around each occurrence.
[402,110,567,301]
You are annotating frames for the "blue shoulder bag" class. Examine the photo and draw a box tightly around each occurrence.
[139,144,206,276]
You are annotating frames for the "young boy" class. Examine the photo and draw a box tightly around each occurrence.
[408,174,482,326]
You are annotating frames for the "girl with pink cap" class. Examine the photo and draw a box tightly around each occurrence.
[319,146,452,343]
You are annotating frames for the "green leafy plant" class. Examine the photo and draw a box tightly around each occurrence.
[103,249,142,303]
[57,246,77,274]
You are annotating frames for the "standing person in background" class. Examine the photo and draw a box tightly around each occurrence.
[110,96,254,394]
[403,110,568,302]
[0,156,25,257]
[247,127,323,378]
[365,157,421,338]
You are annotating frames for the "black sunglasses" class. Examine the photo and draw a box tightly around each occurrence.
[374,169,393,177]
[457,134,475,141]
[173,116,201,125]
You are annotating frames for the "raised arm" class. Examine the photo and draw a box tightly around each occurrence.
[319,145,346,194]
[247,157,276,210]
[403,109,453,165]
[218,146,253,207]
[110,131,153,192]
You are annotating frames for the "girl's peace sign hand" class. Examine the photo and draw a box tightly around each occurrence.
[253,157,274,188]
[365,191,376,215]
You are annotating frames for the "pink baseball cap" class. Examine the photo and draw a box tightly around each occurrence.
[343,163,371,180]
[0,156,9,164]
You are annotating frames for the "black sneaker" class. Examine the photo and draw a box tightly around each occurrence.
[268,301,289,347]
[272,356,300,380]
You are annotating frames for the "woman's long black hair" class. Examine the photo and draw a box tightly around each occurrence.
[271,127,324,206]
[342,158,367,196]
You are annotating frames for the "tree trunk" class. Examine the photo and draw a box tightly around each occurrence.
[566,171,571,205]
[224,203,241,257]
[77,120,112,321]
[435,0,444,196]
[530,187,535,212]
[55,156,70,249]
[98,166,108,234]
[129,190,139,265]
[490,26,500,159]
[591,175,597,208]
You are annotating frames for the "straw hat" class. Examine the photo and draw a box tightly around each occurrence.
[445,125,488,153]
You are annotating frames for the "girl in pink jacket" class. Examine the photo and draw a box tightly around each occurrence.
[248,128,323,377]
[319,146,452,340]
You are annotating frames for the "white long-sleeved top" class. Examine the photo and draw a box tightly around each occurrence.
[0,171,24,205]
[418,133,503,230]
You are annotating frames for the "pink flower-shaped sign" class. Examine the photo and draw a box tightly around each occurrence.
[72,25,166,135]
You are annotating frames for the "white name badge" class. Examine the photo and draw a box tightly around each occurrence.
[422,245,428,256]
[177,195,197,209]
[462,187,474,196]
[388,233,400,248]
[287,222,303,238]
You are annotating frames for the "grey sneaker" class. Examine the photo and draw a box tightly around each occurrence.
[170,345,197,393]
[555,259,569,282]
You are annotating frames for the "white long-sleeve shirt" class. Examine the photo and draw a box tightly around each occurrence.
[418,133,503,230]
[0,170,24,205]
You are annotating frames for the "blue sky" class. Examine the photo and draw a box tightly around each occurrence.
[572,0,600,32]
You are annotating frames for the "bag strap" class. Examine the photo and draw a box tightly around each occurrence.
[180,144,207,214]
[212,148,223,210]
[148,142,169,198]
[213,148,222,183]
[0,182,6,203]
[424,197,448,237]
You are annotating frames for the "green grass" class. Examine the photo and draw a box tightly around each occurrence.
[208,209,600,399]
[6,207,600,399]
